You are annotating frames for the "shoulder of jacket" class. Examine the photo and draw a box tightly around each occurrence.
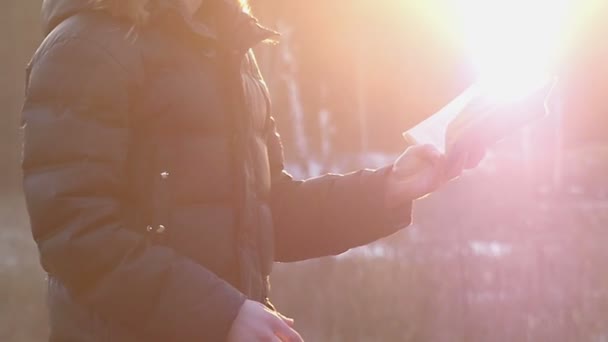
[32,11,144,82]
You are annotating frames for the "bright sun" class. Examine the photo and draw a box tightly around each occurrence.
[409,0,590,101]
[454,0,573,101]
[405,0,603,150]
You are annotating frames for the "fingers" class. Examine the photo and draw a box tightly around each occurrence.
[465,146,486,169]
[275,329,303,342]
[445,142,467,180]
[393,144,445,179]
[445,135,487,178]
[229,299,302,342]
[412,144,443,165]
[272,317,304,342]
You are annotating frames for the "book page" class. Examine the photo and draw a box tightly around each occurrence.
[404,82,552,154]
[404,86,479,154]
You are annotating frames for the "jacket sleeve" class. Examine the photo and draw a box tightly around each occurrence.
[267,117,413,262]
[22,37,245,341]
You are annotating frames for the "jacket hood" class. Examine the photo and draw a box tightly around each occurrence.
[41,0,278,52]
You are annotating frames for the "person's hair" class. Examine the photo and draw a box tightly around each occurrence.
[91,0,250,26]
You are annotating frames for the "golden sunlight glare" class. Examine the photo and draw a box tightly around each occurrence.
[453,0,573,101]
[403,0,596,152]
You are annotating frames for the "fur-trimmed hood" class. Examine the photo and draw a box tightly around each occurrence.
[41,0,277,51]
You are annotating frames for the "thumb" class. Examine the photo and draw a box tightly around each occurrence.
[416,144,443,164]
[394,144,442,177]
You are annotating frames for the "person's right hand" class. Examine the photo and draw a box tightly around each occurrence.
[227,299,304,342]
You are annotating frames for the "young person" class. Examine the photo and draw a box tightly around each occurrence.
[22,0,480,340]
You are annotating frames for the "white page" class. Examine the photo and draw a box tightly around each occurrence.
[404,85,480,153]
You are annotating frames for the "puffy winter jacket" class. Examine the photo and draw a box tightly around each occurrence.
[22,0,412,340]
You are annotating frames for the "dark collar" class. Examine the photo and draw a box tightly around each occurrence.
[153,0,279,54]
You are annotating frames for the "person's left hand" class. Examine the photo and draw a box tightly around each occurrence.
[385,143,486,207]
[444,138,487,180]
[385,144,447,207]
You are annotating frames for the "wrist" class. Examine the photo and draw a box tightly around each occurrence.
[383,167,414,228]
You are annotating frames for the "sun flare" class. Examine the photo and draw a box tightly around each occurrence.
[403,0,597,151]
[454,0,574,101]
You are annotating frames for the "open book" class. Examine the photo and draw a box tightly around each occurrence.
[403,82,553,155]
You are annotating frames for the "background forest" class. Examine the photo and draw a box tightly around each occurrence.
[2,1,608,341]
